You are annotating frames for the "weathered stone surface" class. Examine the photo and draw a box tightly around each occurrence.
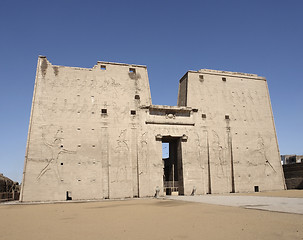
[283,163,303,189]
[20,56,285,202]
[0,173,20,201]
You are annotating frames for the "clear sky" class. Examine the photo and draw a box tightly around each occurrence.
[0,0,302,182]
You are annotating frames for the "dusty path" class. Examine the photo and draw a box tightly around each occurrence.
[0,191,303,240]
[232,189,303,198]
[167,195,303,214]
[167,189,303,214]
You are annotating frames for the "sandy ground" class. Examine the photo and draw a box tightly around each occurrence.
[0,191,303,240]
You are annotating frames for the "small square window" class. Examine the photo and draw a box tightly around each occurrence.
[60,145,64,148]
[193,109,198,112]
[92,145,95,148]
[101,65,106,70]
[61,162,63,165]
[101,109,107,114]
[131,110,136,115]
[199,75,204,81]
[222,77,226,82]
[225,115,230,120]
[78,144,81,147]
[129,68,136,73]
[135,95,140,99]
[202,114,207,119]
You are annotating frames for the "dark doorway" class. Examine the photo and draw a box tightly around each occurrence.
[162,136,184,195]
[66,191,72,200]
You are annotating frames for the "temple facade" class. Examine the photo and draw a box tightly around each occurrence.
[20,56,285,202]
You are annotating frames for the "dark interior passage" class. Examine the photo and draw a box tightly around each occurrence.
[162,136,184,195]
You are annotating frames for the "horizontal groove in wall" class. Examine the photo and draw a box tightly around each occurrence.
[145,121,195,126]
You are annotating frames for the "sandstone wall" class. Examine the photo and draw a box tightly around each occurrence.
[20,57,285,202]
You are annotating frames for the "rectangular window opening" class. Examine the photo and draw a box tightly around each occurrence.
[101,109,107,114]
[225,115,230,120]
[222,77,227,82]
[202,114,207,119]
[254,186,259,192]
[131,110,136,115]
[199,75,204,80]
[129,68,136,73]
[135,95,140,99]
[101,65,106,70]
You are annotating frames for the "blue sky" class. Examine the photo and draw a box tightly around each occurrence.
[0,0,302,182]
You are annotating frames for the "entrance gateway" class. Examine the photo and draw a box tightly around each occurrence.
[20,57,286,202]
[162,136,184,196]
